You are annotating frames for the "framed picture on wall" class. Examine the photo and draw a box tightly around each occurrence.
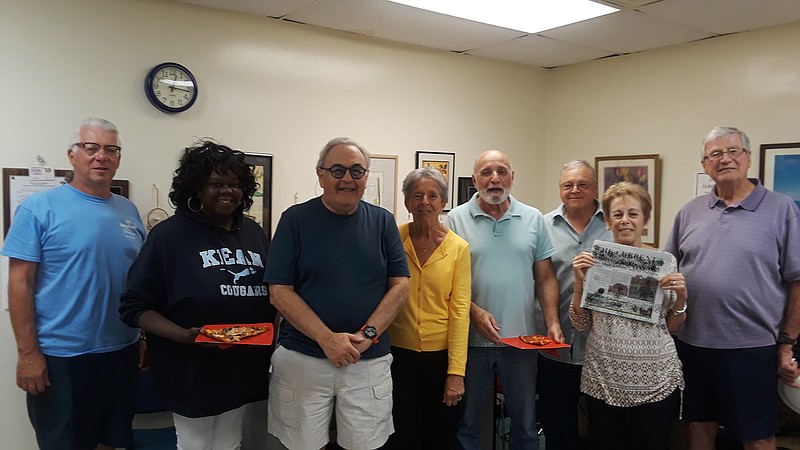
[243,153,273,242]
[3,168,128,237]
[416,151,455,211]
[694,172,715,198]
[595,154,661,247]
[457,176,476,206]
[759,142,800,209]
[365,154,398,216]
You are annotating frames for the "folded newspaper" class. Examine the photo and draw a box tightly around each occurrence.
[580,240,675,324]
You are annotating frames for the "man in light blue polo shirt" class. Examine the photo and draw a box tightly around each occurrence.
[534,159,612,450]
[446,149,562,450]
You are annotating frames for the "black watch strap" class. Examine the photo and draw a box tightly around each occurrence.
[777,331,797,346]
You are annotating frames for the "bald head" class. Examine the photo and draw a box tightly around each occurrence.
[473,150,514,206]
[473,150,512,173]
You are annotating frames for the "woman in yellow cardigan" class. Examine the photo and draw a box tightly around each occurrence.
[387,168,471,449]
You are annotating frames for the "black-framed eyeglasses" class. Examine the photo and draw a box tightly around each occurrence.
[561,182,592,191]
[703,147,748,162]
[73,142,122,158]
[198,144,245,162]
[320,164,368,179]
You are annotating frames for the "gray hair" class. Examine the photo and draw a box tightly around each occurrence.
[70,117,120,147]
[402,167,449,204]
[316,137,370,169]
[560,159,597,182]
[701,126,750,161]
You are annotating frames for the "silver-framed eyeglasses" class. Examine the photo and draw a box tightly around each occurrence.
[320,164,368,180]
[561,182,592,191]
[73,142,122,158]
[703,147,748,162]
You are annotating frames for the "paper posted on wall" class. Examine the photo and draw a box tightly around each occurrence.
[580,240,675,324]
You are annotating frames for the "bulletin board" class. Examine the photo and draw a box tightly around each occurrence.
[3,168,129,236]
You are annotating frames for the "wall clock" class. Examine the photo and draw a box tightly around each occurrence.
[144,62,198,113]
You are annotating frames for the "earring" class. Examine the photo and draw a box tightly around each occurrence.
[187,196,203,212]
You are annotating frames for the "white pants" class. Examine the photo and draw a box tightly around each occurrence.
[173,404,247,450]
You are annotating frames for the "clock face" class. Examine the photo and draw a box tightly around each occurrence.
[145,62,198,113]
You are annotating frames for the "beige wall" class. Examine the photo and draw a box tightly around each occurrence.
[1,0,798,447]
[543,23,800,243]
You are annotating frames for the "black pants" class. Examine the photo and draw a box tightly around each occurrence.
[387,347,464,450]
[585,389,680,450]
[536,354,584,450]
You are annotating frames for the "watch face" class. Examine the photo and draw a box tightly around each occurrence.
[362,326,378,339]
[145,62,197,113]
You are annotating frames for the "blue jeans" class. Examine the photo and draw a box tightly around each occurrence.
[456,346,539,450]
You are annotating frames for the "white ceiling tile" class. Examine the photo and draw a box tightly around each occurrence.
[639,0,800,35]
[283,0,525,52]
[467,35,616,68]
[166,0,800,69]
[173,0,316,18]
[604,0,660,7]
[539,9,714,54]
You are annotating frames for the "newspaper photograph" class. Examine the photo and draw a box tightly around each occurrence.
[580,240,675,324]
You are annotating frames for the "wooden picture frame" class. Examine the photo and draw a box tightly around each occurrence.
[595,154,661,247]
[3,167,128,237]
[759,142,800,209]
[416,151,455,211]
[366,154,398,216]
[243,153,273,242]
[457,176,476,206]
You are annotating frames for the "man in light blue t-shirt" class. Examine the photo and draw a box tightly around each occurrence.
[445,150,562,450]
[2,118,145,450]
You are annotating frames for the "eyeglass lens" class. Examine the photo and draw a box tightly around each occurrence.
[562,182,590,191]
[75,142,121,157]
[325,164,367,179]
[705,148,745,161]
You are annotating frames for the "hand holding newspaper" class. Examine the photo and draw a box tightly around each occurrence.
[580,240,675,324]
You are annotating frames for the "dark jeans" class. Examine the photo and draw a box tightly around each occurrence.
[28,344,139,450]
[536,354,584,450]
[387,346,463,450]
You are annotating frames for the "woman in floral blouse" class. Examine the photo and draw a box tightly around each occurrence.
[570,182,688,450]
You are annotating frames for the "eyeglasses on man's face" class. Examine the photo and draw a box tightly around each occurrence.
[703,147,748,162]
[560,182,592,191]
[73,142,121,158]
[320,164,368,180]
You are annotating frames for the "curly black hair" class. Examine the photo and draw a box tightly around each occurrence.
[169,140,259,213]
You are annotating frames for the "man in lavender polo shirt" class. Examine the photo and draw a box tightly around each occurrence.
[665,126,800,450]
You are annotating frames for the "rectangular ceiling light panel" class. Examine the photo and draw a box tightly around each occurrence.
[387,0,619,33]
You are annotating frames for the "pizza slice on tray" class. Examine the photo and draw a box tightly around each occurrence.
[519,334,553,346]
[200,325,269,343]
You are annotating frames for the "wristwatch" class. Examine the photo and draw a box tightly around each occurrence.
[777,331,797,346]
[360,325,379,344]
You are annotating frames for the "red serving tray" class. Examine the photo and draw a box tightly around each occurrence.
[195,323,274,349]
[500,336,570,357]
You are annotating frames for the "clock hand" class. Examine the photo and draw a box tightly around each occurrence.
[159,78,191,93]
